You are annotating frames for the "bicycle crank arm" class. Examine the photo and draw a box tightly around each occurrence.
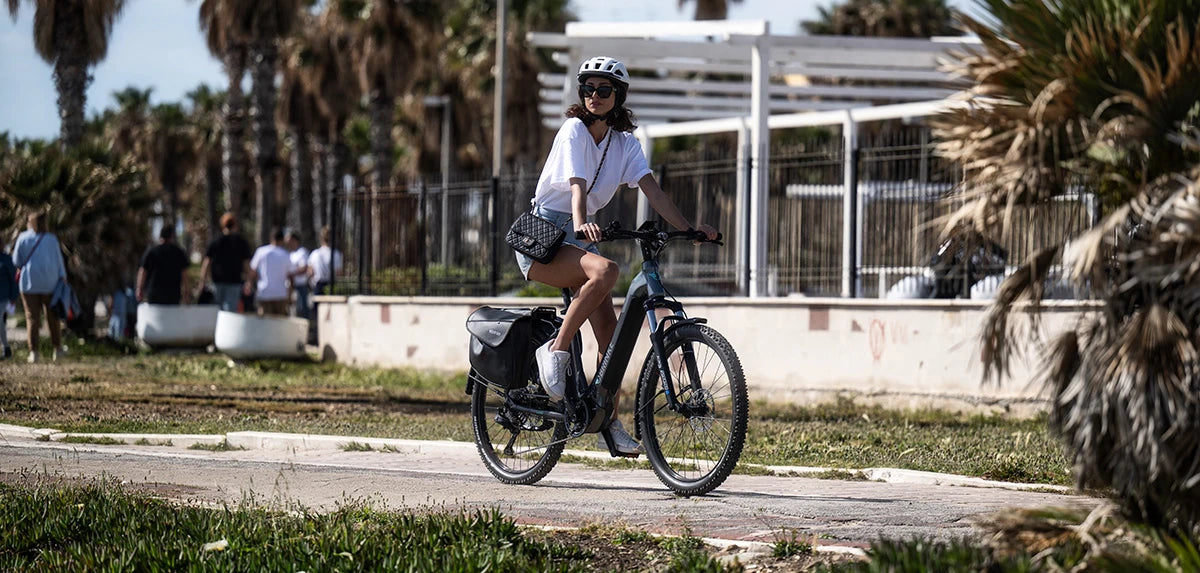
[507,402,566,422]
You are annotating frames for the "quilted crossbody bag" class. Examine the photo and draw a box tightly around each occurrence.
[506,130,613,264]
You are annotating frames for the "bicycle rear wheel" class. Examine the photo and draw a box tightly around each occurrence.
[636,324,748,496]
[470,368,566,485]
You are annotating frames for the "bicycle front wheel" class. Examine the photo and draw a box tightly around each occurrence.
[470,369,566,485]
[636,324,748,496]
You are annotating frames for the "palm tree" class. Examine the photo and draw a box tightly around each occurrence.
[305,6,361,228]
[0,139,155,333]
[933,0,1200,531]
[279,29,322,246]
[345,0,429,191]
[199,0,302,245]
[802,0,959,37]
[416,0,571,173]
[678,0,741,20]
[147,103,201,234]
[199,0,251,226]
[108,86,153,159]
[186,84,226,240]
[6,0,127,149]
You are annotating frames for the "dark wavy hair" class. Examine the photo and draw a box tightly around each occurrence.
[565,103,638,133]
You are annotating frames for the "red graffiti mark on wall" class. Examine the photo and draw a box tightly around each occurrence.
[869,319,885,362]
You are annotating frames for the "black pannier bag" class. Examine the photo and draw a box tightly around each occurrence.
[466,306,558,388]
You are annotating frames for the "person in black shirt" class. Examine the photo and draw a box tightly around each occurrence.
[198,213,253,312]
[137,225,191,305]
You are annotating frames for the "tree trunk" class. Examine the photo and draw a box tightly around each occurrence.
[250,40,280,246]
[368,92,393,276]
[289,126,316,246]
[165,182,178,235]
[310,134,328,245]
[205,156,221,241]
[222,47,249,223]
[368,92,393,190]
[53,8,88,150]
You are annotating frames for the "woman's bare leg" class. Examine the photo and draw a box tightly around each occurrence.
[528,247,619,353]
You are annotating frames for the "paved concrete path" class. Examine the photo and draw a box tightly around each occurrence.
[0,425,1095,549]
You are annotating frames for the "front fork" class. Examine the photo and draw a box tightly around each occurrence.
[646,297,707,415]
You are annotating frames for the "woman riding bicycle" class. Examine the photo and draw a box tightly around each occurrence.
[517,56,719,456]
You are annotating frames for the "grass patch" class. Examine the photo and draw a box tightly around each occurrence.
[0,478,594,572]
[576,523,734,572]
[187,440,245,452]
[743,399,1072,485]
[132,438,173,447]
[559,454,653,471]
[732,463,777,476]
[57,435,124,446]
[771,529,815,558]
[341,441,374,452]
[0,353,1073,485]
[817,505,1200,572]
[792,469,873,481]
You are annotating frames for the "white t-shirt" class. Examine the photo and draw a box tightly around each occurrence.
[531,118,653,216]
[289,247,310,280]
[307,246,343,288]
[249,244,292,301]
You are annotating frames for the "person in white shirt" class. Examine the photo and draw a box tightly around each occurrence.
[246,228,292,317]
[518,56,718,456]
[307,226,342,296]
[285,231,311,319]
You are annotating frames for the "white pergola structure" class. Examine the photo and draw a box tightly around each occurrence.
[529,21,974,297]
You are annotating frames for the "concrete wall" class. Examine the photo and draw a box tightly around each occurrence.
[314,295,1096,415]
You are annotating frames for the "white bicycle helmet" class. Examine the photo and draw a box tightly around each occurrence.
[577,56,630,88]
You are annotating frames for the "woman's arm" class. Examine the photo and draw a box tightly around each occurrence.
[569,177,604,243]
[637,174,718,239]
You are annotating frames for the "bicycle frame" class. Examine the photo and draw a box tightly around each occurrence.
[572,237,709,435]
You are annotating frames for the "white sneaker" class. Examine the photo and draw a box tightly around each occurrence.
[599,418,644,456]
[534,340,569,401]
[52,345,66,362]
[27,351,38,364]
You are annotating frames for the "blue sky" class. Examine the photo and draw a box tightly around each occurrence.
[0,0,980,140]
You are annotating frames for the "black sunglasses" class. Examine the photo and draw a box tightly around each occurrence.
[578,84,615,99]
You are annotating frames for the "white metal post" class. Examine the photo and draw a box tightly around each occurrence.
[736,124,749,295]
[749,34,770,298]
[841,112,858,298]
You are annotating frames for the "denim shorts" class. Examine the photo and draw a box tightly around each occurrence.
[514,206,600,280]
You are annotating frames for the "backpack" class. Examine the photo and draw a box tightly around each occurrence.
[465,306,559,388]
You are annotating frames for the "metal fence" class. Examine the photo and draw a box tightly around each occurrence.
[329,124,1098,298]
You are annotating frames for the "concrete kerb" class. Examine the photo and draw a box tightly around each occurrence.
[0,424,1071,493]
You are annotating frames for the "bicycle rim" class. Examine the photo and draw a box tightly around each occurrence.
[638,325,747,496]
[471,373,565,485]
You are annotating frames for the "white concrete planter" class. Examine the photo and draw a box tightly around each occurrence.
[136,304,219,347]
[214,310,307,359]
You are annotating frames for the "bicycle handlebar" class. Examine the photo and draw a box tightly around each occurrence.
[574,223,723,245]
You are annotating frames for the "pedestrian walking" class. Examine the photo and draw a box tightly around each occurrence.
[286,231,310,319]
[198,213,252,312]
[0,236,17,359]
[247,228,292,317]
[12,212,68,363]
[137,226,191,305]
[306,226,342,297]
